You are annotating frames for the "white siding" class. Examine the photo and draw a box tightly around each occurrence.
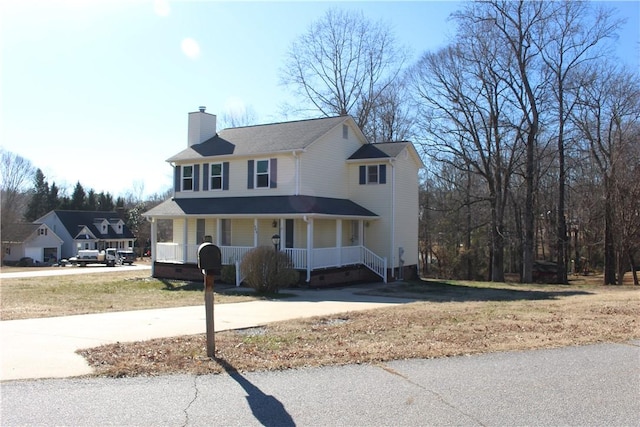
[174,154,297,199]
[313,219,336,248]
[393,150,420,267]
[348,162,392,260]
[298,123,364,197]
[233,219,254,246]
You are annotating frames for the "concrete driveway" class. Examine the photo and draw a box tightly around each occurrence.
[0,285,407,381]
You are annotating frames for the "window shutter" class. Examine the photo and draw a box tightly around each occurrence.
[359,165,366,185]
[247,160,254,189]
[174,165,181,192]
[379,164,387,184]
[193,164,200,191]
[223,162,229,190]
[270,158,277,188]
[202,163,209,191]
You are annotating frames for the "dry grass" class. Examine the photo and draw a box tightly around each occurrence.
[79,279,640,378]
[0,270,255,320]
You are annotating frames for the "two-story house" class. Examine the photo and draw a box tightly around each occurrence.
[144,108,423,286]
[36,210,135,259]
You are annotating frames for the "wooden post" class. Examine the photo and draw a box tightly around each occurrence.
[204,272,215,357]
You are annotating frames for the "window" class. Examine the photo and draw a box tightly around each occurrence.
[343,124,348,139]
[220,219,231,246]
[256,160,269,188]
[359,164,387,185]
[182,165,194,191]
[210,163,223,190]
[196,219,205,244]
[367,165,379,183]
[248,159,276,189]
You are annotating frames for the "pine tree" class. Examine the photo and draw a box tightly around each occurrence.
[24,169,49,221]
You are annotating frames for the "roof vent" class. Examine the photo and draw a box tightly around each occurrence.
[199,106,206,112]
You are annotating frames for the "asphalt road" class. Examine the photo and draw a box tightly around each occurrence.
[2,341,638,426]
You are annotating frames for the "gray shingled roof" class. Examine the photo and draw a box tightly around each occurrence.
[348,142,410,160]
[144,195,378,218]
[167,116,350,162]
[52,210,135,239]
[1,223,41,243]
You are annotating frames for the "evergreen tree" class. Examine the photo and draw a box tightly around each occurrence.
[24,169,49,221]
[86,189,97,211]
[98,192,114,211]
[70,181,86,210]
[47,182,60,212]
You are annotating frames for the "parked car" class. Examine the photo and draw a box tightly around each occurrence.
[117,250,136,265]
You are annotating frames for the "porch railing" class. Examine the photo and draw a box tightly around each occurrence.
[155,243,387,282]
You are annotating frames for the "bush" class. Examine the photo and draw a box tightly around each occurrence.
[240,246,299,293]
[220,264,237,284]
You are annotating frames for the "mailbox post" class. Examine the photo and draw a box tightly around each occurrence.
[197,242,222,358]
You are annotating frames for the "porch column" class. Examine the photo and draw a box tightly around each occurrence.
[305,216,313,282]
[215,219,221,246]
[253,218,259,247]
[183,218,188,263]
[150,218,157,276]
[336,219,342,267]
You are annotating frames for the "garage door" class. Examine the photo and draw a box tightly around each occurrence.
[24,247,42,262]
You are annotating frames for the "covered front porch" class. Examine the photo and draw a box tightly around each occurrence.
[149,216,387,285]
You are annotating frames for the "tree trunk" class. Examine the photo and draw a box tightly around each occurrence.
[603,176,617,285]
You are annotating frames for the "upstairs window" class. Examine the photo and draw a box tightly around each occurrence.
[359,164,387,185]
[256,160,270,188]
[210,163,223,190]
[182,165,194,191]
[248,159,277,189]
[367,165,379,183]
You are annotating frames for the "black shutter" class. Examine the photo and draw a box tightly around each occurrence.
[247,160,254,189]
[193,164,200,191]
[223,162,229,190]
[379,164,386,184]
[202,163,209,191]
[270,158,277,188]
[359,165,366,185]
[174,165,181,192]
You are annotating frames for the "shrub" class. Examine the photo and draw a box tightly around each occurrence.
[220,264,236,284]
[240,246,299,293]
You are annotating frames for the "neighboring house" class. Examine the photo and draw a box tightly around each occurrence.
[144,108,424,286]
[36,210,135,260]
[2,223,64,264]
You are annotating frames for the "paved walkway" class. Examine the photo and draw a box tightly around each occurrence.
[0,284,406,381]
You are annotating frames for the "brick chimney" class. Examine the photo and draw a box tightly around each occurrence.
[188,106,217,147]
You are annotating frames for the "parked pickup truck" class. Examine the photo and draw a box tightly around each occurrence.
[117,250,136,265]
[69,248,118,267]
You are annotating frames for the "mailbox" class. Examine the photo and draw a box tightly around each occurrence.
[197,242,222,274]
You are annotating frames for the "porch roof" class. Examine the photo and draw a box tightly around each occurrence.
[144,195,378,218]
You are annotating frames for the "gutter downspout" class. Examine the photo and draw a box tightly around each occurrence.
[390,159,396,281]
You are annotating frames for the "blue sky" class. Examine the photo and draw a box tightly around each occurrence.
[2,1,638,199]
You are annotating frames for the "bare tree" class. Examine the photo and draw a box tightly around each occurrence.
[1,149,35,258]
[411,28,522,282]
[533,1,622,284]
[281,8,407,138]
[571,64,640,284]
